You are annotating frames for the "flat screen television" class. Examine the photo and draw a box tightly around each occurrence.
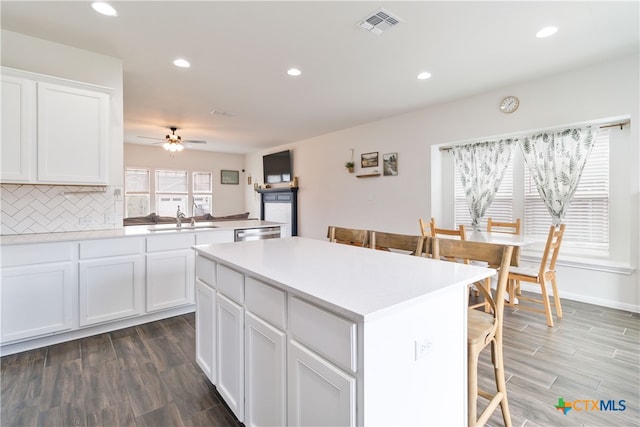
[263,150,292,184]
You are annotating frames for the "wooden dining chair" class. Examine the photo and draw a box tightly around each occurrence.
[487,217,522,304]
[369,231,424,256]
[430,220,467,241]
[418,217,434,237]
[487,218,521,235]
[507,224,566,327]
[327,226,369,247]
[434,238,514,427]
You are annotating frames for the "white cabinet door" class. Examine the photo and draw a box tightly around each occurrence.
[1,263,74,343]
[146,249,194,312]
[195,279,216,383]
[288,340,356,427]
[245,311,286,427]
[37,81,109,184]
[1,75,35,182]
[217,293,244,422]
[79,255,144,326]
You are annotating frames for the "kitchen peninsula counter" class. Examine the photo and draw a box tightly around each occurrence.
[193,237,495,426]
[0,220,284,356]
[0,219,282,245]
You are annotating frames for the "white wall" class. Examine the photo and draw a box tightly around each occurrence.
[125,144,246,217]
[245,54,639,312]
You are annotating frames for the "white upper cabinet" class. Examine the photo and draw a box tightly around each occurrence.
[37,82,109,184]
[1,67,111,185]
[1,75,35,182]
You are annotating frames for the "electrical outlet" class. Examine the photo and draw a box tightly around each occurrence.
[79,216,94,225]
[113,188,121,196]
[415,337,434,360]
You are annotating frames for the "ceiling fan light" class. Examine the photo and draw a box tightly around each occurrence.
[163,142,171,150]
[173,58,191,68]
[91,2,117,16]
[176,144,184,152]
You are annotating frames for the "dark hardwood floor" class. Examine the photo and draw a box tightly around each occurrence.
[2,293,638,427]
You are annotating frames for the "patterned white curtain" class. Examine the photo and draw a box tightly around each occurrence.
[520,126,599,225]
[452,139,516,230]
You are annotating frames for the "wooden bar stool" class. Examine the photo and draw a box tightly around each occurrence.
[369,231,424,256]
[327,226,369,247]
[435,238,514,427]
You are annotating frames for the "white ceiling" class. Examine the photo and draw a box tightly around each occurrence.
[2,1,638,154]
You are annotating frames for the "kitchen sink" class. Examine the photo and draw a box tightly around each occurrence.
[147,223,220,232]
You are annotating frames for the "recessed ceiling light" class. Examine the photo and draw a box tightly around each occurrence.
[173,58,191,68]
[536,26,558,38]
[417,72,432,80]
[287,68,302,77]
[91,2,117,16]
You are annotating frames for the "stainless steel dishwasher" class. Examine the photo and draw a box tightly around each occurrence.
[234,226,281,242]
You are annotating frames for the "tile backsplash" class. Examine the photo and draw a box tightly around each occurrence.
[1,184,123,235]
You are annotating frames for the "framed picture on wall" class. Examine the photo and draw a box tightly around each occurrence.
[221,170,239,185]
[361,152,379,168]
[383,152,398,176]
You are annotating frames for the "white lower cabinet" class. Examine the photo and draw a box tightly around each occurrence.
[1,262,74,342]
[78,255,144,326]
[195,279,216,383]
[146,233,196,312]
[287,340,356,427]
[146,249,194,312]
[245,311,287,427]
[216,293,245,422]
[194,253,358,426]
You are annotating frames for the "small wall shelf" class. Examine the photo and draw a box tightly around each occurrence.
[355,173,381,178]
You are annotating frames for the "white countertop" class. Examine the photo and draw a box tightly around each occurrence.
[194,237,495,321]
[0,220,282,245]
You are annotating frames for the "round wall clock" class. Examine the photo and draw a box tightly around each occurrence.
[500,96,519,113]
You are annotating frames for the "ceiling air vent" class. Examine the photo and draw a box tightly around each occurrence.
[358,8,402,35]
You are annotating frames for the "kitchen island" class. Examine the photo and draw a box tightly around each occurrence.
[194,237,495,426]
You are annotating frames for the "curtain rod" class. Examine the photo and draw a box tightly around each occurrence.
[439,120,630,152]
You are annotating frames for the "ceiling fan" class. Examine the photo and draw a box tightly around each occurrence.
[138,127,207,152]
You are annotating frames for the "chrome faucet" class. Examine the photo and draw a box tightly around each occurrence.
[191,200,197,226]
[176,206,186,227]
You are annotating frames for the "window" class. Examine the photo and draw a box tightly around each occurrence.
[156,170,188,217]
[454,129,610,253]
[124,168,150,217]
[193,171,212,216]
[524,130,609,250]
[124,168,214,218]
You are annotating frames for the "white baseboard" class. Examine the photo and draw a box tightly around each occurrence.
[1,304,195,357]
[518,283,639,313]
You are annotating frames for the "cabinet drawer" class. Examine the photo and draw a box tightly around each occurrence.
[216,264,244,304]
[80,237,143,259]
[245,277,286,330]
[196,230,234,245]
[1,242,73,267]
[289,296,357,373]
[196,255,216,287]
[146,233,195,252]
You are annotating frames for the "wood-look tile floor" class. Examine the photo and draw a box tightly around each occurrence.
[2,293,639,427]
